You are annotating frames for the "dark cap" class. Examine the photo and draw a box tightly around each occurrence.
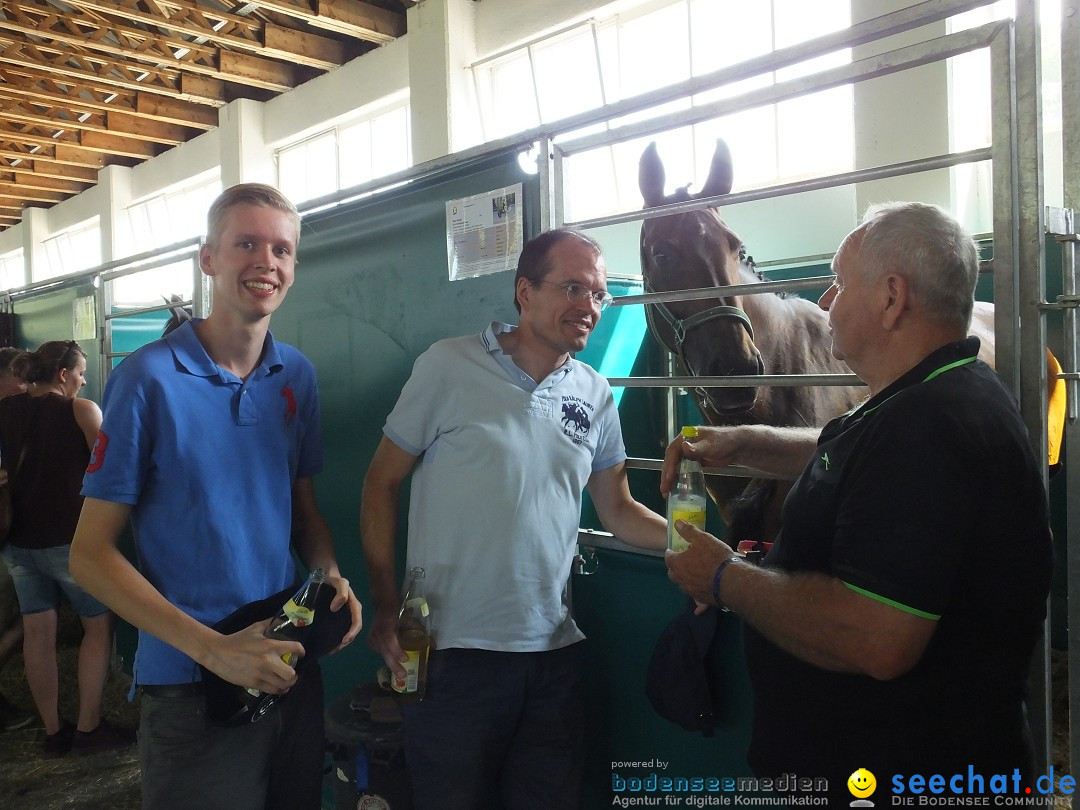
[644,598,720,737]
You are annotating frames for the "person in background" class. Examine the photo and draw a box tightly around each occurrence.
[0,345,34,732]
[361,228,667,809]
[71,183,362,810]
[663,202,1052,803]
[0,341,131,755]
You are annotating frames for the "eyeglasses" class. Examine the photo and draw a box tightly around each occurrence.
[534,280,614,311]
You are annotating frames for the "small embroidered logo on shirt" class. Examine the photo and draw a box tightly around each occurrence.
[560,397,595,446]
[86,429,109,473]
[821,452,831,470]
[282,386,297,426]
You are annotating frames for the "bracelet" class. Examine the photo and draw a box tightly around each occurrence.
[711,557,741,613]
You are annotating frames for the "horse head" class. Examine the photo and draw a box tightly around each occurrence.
[639,139,764,414]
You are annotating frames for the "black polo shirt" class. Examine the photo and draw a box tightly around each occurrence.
[744,337,1052,794]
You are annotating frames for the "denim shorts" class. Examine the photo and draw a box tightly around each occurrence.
[1,544,109,617]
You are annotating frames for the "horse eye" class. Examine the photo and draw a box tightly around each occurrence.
[651,241,676,270]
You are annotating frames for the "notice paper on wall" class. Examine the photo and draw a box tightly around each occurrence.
[445,183,523,281]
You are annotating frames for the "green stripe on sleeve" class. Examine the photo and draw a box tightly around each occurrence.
[843,582,941,620]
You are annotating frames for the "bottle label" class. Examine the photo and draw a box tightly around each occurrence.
[669,504,706,552]
[282,599,314,627]
[392,650,422,694]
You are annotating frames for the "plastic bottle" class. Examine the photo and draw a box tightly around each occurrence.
[667,426,707,552]
[243,567,326,721]
[393,567,432,703]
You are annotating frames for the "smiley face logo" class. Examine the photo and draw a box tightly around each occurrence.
[848,768,877,799]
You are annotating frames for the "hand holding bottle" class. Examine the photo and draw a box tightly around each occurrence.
[202,620,304,696]
[666,426,707,553]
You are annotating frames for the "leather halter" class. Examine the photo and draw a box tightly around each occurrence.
[642,250,757,378]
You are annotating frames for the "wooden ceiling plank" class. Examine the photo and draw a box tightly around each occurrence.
[217,51,297,92]
[19,160,98,184]
[0,143,106,170]
[0,41,186,99]
[253,0,404,43]
[0,98,189,148]
[262,23,347,70]
[0,72,140,118]
[135,94,217,129]
[79,130,158,159]
[106,110,194,144]
[64,0,262,42]
[0,185,66,203]
[0,62,224,111]
[0,42,224,104]
[45,145,117,169]
[11,174,90,194]
[179,73,227,104]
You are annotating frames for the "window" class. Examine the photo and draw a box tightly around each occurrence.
[39,219,101,281]
[948,0,1061,229]
[120,175,220,258]
[276,102,412,205]
[0,249,24,291]
[471,0,853,223]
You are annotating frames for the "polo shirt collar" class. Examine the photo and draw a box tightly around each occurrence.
[486,319,578,390]
[164,318,284,382]
[846,335,982,424]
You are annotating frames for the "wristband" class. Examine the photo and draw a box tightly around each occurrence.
[711,557,741,613]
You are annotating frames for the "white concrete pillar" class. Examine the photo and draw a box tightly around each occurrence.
[408,0,481,162]
[851,0,951,214]
[97,164,133,264]
[22,208,50,284]
[217,98,276,188]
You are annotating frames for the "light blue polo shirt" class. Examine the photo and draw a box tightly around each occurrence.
[82,319,323,685]
[384,322,626,652]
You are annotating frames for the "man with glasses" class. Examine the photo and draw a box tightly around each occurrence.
[362,227,666,809]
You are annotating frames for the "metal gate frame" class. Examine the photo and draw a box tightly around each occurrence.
[546,0,1065,778]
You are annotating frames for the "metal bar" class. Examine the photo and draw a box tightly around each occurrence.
[1009,1,1051,776]
[613,276,835,308]
[623,457,789,482]
[1059,0,1080,786]
[569,148,992,233]
[608,374,863,388]
[559,23,1005,157]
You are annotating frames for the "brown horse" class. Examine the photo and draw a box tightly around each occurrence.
[639,139,866,543]
[639,139,1063,544]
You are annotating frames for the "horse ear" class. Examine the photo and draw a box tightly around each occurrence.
[697,138,734,199]
[639,142,667,208]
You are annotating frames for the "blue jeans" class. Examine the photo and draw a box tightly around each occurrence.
[138,665,324,810]
[2,544,108,617]
[403,644,585,810]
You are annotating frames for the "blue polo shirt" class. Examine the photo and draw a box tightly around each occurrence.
[82,319,323,685]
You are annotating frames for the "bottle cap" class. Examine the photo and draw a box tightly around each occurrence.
[680,425,699,439]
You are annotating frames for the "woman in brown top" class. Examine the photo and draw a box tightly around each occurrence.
[0,341,131,755]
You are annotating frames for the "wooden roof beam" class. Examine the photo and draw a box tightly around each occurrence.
[79,131,158,159]
[0,158,99,184]
[136,94,217,129]
[9,174,91,195]
[252,0,405,43]
[60,0,352,70]
[0,186,65,204]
